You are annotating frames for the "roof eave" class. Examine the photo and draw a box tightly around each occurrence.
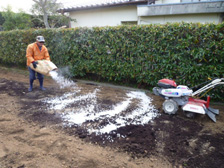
[58,0,148,13]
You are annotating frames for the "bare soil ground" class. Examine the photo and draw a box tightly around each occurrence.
[0,66,224,168]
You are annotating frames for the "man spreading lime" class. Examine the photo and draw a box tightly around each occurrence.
[26,36,50,92]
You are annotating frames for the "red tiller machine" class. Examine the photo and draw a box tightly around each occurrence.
[153,78,224,122]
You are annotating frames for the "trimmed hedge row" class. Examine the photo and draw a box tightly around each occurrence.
[0,23,223,100]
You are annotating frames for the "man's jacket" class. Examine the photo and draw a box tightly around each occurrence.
[26,42,50,66]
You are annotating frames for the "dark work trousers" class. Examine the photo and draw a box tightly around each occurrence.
[28,67,45,91]
[28,67,44,80]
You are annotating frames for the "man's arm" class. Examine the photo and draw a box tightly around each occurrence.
[26,45,35,65]
[44,47,50,61]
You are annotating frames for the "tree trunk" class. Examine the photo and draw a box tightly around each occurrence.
[43,12,50,28]
[33,0,51,28]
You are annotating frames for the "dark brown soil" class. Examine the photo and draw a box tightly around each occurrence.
[0,66,224,168]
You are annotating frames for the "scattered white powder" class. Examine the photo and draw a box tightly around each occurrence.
[44,88,98,111]
[44,88,159,134]
[125,91,158,125]
[44,70,159,134]
[44,92,78,110]
[63,97,131,128]
[99,124,119,134]
[49,71,76,89]
[90,91,159,134]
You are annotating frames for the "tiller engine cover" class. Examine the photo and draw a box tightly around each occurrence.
[158,79,177,88]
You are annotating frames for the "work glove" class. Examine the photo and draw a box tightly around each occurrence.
[32,61,38,69]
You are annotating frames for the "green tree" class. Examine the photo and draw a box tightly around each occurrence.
[0,12,5,25]
[31,0,71,28]
[48,14,71,28]
[31,15,45,28]
[0,12,5,31]
[2,6,32,31]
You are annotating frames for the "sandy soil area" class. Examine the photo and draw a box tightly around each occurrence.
[0,66,223,168]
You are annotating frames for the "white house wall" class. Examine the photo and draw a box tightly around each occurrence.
[138,1,224,24]
[155,0,212,4]
[155,0,180,4]
[139,13,221,24]
[138,1,224,16]
[69,6,138,27]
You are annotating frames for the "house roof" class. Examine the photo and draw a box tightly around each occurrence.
[58,0,149,13]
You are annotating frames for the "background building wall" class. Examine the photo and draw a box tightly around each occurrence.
[155,0,181,4]
[69,6,138,27]
[139,13,221,24]
[138,1,224,24]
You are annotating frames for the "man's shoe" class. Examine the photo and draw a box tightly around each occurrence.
[28,79,34,92]
[39,78,46,91]
[40,87,46,91]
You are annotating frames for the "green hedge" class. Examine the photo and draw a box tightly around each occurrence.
[0,23,223,100]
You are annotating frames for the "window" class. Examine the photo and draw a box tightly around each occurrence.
[121,21,138,25]
[182,0,200,2]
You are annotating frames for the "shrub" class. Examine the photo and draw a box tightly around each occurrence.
[0,23,223,100]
